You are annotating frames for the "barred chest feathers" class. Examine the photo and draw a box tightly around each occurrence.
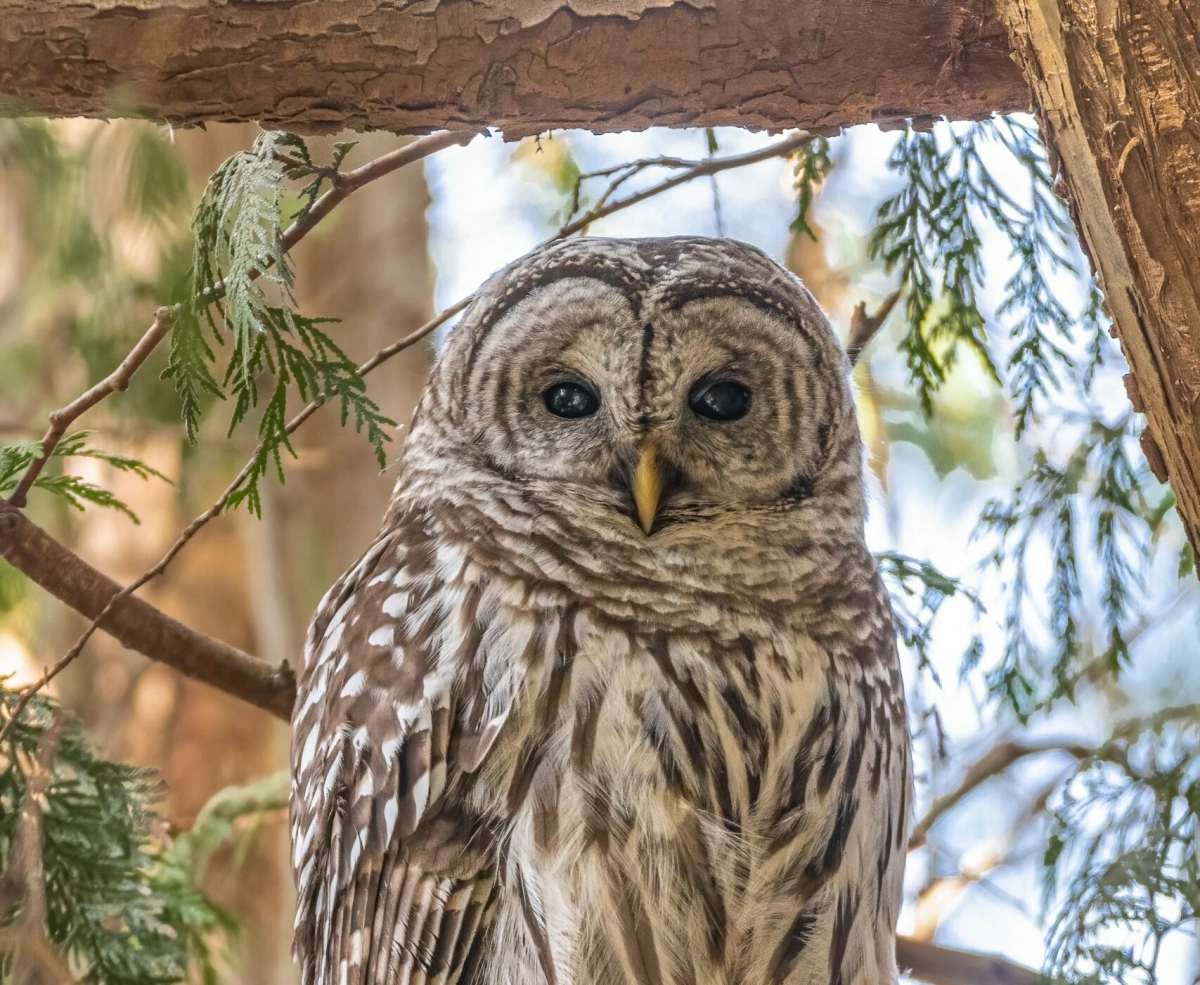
[464,569,905,985]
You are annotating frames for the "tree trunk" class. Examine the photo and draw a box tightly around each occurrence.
[1,0,1027,136]
[996,0,1200,556]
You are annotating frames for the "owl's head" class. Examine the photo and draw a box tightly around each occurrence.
[409,237,864,549]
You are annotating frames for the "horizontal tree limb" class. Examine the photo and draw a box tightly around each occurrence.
[0,1,1029,137]
[0,502,295,720]
[897,937,1040,985]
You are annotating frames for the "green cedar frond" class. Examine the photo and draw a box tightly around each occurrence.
[191,130,297,382]
[789,136,831,241]
[974,415,1157,720]
[869,118,1097,421]
[877,551,982,685]
[1043,709,1200,985]
[0,688,233,985]
[161,298,224,443]
[155,131,395,512]
[223,306,395,518]
[0,432,169,523]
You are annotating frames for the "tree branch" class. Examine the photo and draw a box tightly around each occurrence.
[908,739,1090,851]
[0,1,1027,137]
[0,501,295,720]
[897,936,1041,985]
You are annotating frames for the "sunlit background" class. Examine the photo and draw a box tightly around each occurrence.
[1,117,1197,983]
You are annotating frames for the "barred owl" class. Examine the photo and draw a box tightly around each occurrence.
[289,237,911,985]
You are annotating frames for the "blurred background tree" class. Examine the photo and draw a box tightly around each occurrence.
[0,115,1197,985]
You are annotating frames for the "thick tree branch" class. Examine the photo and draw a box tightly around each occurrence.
[897,936,1040,985]
[0,501,295,720]
[0,1,1028,137]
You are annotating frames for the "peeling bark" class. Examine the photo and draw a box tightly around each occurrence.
[0,0,1027,136]
[997,0,1200,557]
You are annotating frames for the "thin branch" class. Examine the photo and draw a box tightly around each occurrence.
[275,129,476,261]
[908,738,1090,850]
[556,132,815,238]
[896,936,1041,985]
[6,307,177,509]
[847,289,902,365]
[5,130,476,508]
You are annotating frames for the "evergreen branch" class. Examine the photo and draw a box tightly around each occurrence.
[6,131,474,512]
[789,136,832,241]
[1042,706,1200,984]
[0,692,235,985]
[1,432,170,523]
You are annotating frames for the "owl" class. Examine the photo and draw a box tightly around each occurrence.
[289,237,911,985]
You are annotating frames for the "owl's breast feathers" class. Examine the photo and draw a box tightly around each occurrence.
[289,508,910,985]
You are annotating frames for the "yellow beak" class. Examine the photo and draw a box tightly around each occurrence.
[632,444,662,535]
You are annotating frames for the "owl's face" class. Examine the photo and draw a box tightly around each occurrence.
[415,237,862,545]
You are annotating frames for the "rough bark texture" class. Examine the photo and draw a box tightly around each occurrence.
[0,0,1028,137]
[997,0,1200,556]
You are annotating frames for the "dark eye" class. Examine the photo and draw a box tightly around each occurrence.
[689,380,751,422]
[543,381,600,419]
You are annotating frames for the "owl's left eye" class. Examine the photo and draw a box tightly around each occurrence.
[543,381,600,419]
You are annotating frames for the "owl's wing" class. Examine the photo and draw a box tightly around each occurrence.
[289,520,524,985]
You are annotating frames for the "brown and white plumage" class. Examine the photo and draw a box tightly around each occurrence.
[289,237,911,985]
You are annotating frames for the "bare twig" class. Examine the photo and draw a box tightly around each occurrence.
[908,738,1090,850]
[556,132,816,238]
[5,130,476,508]
[846,289,902,366]
[897,935,1041,985]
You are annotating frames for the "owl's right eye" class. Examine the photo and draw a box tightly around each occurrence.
[543,381,600,419]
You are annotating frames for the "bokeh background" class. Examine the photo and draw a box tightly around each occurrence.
[1,120,1197,982]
